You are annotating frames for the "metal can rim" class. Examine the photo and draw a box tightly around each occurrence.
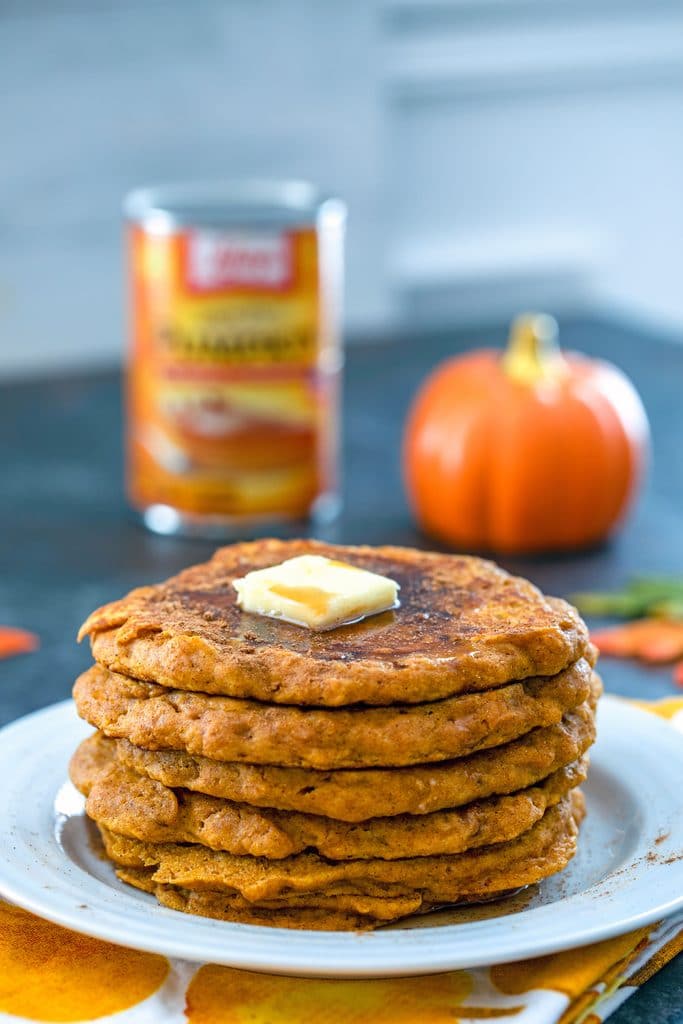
[123,179,346,233]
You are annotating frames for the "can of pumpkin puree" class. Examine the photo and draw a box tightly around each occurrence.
[123,181,346,537]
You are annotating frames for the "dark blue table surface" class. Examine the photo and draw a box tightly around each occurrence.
[1,313,682,1021]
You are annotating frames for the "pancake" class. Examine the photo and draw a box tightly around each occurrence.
[73,659,594,769]
[78,539,591,707]
[100,792,583,908]
[71,735,587,859]
[112,696,597,820]
[116,869,523,929]
[115,869,428,929]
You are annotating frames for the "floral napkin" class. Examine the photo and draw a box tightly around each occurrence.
[1,698,681,1024]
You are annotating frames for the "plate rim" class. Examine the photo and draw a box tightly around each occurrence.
[0,695,681,977]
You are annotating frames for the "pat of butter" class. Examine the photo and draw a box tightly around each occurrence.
[233,555,400,631]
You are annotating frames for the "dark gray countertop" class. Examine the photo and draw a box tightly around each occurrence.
[1,313,682,1021]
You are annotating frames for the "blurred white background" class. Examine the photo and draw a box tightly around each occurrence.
[2,0,683,376]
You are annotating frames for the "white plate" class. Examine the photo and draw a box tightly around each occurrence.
[0,696,681,978]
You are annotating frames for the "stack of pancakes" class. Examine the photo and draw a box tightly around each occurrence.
[70,539,599,931]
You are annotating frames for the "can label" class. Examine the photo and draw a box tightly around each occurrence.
[127,224,334,519]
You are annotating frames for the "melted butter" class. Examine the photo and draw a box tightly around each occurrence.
[268,584,333,617]
[267,584,397,631]
[233,554,400,630]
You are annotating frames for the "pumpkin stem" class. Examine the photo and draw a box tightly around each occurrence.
[502,313,566,385]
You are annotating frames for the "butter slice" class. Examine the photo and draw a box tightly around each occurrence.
[233,555,400,631]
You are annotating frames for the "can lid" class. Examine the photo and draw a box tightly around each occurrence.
[123,180,346,232]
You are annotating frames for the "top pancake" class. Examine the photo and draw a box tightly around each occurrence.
[79,539,590,707]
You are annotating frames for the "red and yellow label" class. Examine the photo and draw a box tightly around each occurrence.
[127,224,336,519]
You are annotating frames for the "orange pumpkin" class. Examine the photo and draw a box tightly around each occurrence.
[402,314,650,554]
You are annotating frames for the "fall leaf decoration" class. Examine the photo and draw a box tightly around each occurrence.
[572,578,683,620]
[0,627,39,661]
[572,578,683,686]
[590,619,683,664]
